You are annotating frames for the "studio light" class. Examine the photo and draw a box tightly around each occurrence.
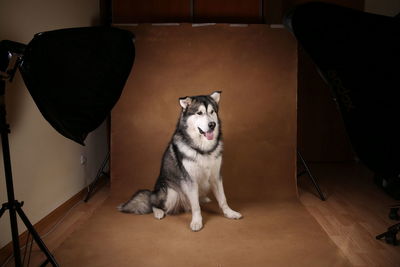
[284,2,400,178]
[0,26,135,266]
[284,2,400,245]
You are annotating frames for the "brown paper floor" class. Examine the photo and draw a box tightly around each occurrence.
[54,197,351,267]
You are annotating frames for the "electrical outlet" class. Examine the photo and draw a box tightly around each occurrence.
[80,155,87,165]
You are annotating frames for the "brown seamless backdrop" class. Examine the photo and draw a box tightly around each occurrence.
[111,24,297,201]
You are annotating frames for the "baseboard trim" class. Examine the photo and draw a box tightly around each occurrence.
[0,187,87,264]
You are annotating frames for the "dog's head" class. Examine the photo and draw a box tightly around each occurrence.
[178,91,221,148]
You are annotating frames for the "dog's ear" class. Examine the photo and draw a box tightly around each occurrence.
[179,97,192,109]
[210,91,222,104]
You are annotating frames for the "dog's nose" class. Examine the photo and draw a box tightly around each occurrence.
[208,122,216,130]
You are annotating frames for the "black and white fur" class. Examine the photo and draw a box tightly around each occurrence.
[118,91,242,231]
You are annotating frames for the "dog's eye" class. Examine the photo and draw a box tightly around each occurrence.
[197,111,203,115]
[210,110,214,114]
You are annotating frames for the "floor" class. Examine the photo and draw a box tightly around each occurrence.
[3,162,399,266]
[52,193,349,266]
[298,162,400,267]
[2,186,109,267]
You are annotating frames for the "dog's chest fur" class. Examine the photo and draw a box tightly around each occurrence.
[175,139,223,195]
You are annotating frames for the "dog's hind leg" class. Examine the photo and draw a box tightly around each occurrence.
[152,207,165,220]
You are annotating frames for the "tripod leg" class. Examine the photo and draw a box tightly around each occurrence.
[0,204,7,217]
[15,205,59,266]
[9,205,22,266]
[1,104,23,266]
[84,151,110,202]
[297,151,326,201]
[389,208,399,220]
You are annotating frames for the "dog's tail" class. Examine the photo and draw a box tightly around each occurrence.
[117,189,153,214]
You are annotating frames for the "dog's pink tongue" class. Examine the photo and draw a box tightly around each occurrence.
[205,131,214,140]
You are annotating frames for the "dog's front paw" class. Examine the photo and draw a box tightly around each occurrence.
[224,209,243,219]
[190,219,203,231]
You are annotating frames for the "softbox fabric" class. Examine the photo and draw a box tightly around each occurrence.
[19,27,135,145]
[285,3,400,176]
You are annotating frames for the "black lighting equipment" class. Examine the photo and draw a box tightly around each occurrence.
[283,3,399,245]
[0,27,135,266]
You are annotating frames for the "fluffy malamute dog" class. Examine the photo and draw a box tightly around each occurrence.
[118,91,242,231]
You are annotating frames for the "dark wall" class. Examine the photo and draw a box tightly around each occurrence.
[112,0,264,23]
[111,0,364,24]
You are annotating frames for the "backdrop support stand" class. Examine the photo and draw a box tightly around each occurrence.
[297,150,326,201]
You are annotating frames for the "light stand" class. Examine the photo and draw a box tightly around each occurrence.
[0,27,134,265]
[284,2,400,247]
[376,205,400,245]
[0,42,58,266]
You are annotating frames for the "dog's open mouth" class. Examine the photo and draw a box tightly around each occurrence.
[198,127,214,140]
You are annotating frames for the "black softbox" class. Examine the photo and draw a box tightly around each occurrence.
[284,3,400,178]
[18,27,135,144]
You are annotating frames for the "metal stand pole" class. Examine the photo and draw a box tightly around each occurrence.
[0,94,59,266]
[297,151,326,201]
[376,205,400,246]
[84,151,110,202]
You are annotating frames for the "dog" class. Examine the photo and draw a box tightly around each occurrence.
[118,91,242,231]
